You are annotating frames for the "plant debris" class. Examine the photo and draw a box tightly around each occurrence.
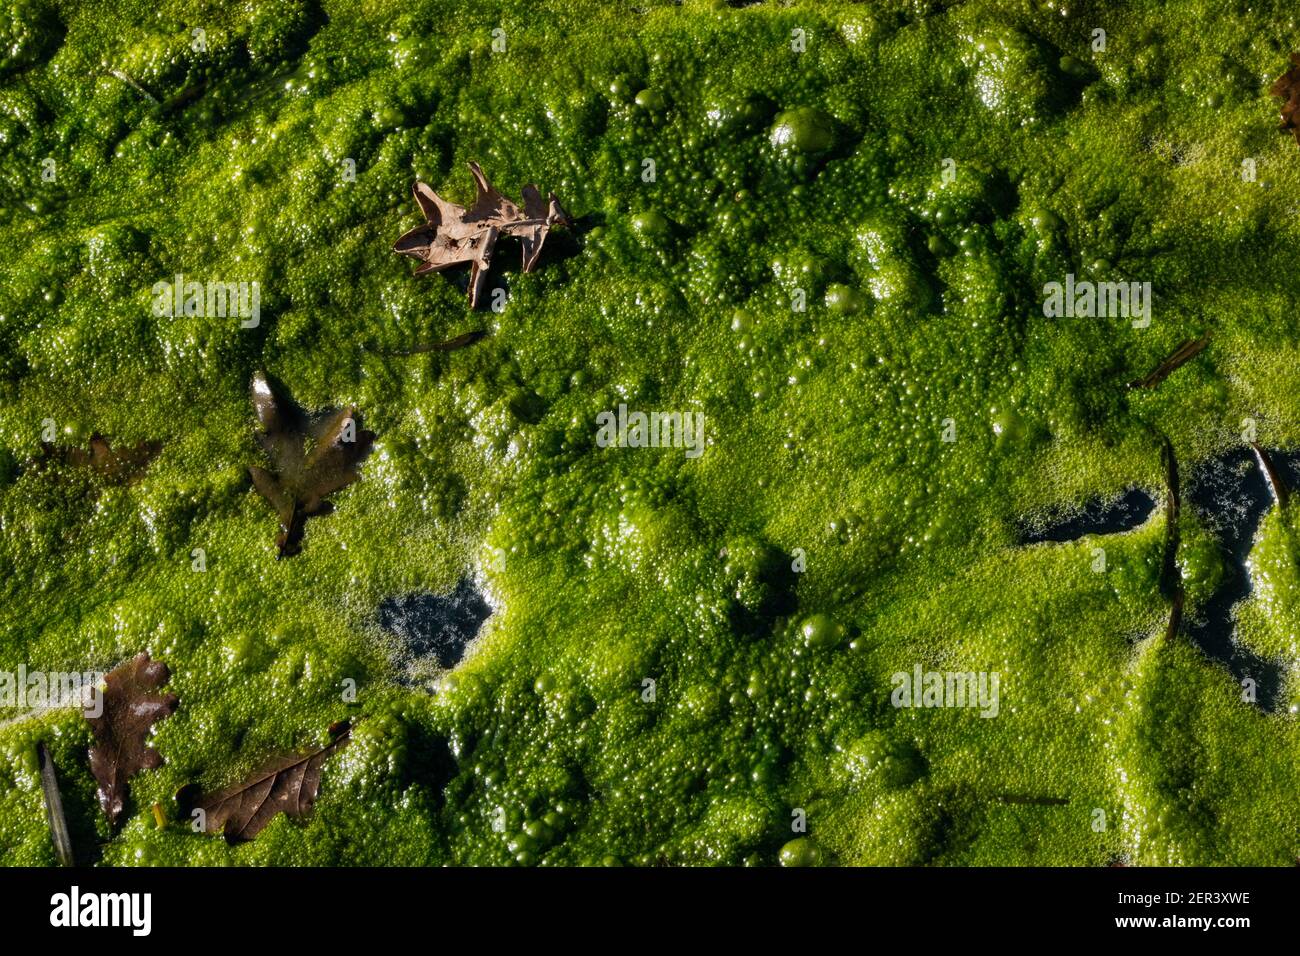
[88,653,178,830]
[394,161,573,308]
[1251,442,1289,510]
[182,724,351,843]
[38,743,74,866]
[248,372,375,558]
[107,68,159,106]
[992,793,1070,806]
[1127,333,1210,390]
[40,434,160,484]
[372,328,487,357]
[1160,437,1184,642]
[1270,52,1300,143]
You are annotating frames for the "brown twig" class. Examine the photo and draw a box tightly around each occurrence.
[1128,333,1210,390]
[1251,442,1289,510]
[1160,436,1184,641]
[372,329,487,357]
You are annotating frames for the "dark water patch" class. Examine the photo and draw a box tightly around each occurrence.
[1019,488,1157,544]
[378,578,492,671]
[1016,447,1296,712]
[1180,447,1291,711]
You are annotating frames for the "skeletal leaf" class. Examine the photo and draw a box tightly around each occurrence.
[394,161,573,308]
[185,725,351,843]
[247,372,375,557]
[87,653,179,829]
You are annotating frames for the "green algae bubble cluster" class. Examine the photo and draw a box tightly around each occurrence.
[2,0,1300,866]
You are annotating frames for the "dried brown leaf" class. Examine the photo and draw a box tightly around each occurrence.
[187,725,351,843]
[87,653,178,829]
[394,161,573,308]
[1271,52,1300,143]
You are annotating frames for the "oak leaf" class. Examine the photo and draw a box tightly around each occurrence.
[394,161,573,308]
[87,653,179,829]
[248,372,375,557]
[1271,52,1300,143]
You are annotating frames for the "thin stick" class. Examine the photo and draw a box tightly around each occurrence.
[107,69,160,106]
[1251,442,1289,510]
[1164,588,1186,643]
[1128,333,1211,390]
[1160,436,1185,641]
[374,329,487,357]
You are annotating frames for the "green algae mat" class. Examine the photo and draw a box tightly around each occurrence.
[1,0,1299,867]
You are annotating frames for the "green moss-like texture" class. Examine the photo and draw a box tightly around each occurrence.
[1,0,1298,865]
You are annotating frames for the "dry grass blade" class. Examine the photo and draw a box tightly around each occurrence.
[107,68,159,106]
[38,743,74,866]
[1164,588,1186,643]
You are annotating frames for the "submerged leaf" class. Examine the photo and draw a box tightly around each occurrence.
[394,161,573,308]
[247,372,375,557]
[40,434,160,484]
[1270,52,1300,143]
[186,725,351,843]
[87,653,179,829]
